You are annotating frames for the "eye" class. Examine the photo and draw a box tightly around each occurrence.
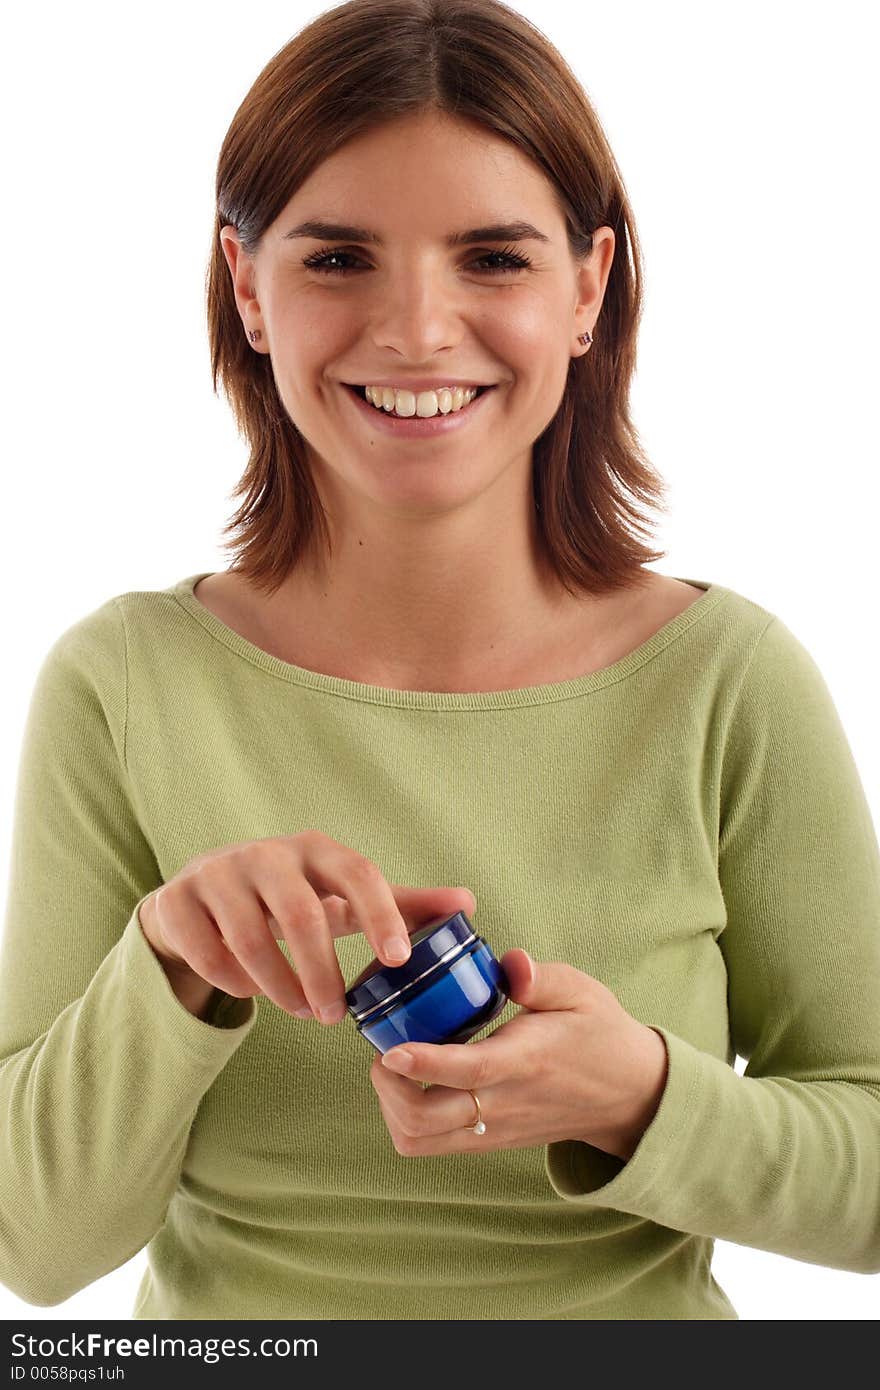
[300,244,533,276]
[472,246,532,274]
[301,247,364,275]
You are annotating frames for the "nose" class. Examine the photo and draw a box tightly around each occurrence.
[369,259,466,362]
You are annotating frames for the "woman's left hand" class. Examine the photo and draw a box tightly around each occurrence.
[369,949,669,1162]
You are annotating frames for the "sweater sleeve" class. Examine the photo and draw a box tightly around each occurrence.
[0,598,258,1307]
[544,615,880,1275]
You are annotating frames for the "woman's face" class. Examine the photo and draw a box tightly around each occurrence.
[221,109,614,521]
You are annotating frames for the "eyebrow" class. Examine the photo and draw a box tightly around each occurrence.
[281,218,551,246]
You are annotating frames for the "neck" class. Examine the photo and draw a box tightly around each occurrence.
[251,508,595,691]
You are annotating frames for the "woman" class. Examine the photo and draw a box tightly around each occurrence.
[1,0,878,1321]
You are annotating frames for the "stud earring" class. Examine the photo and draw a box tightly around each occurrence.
[248,329,262,343]
[578,330,593,347]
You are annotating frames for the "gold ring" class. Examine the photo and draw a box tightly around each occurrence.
[464,1089,486,1135]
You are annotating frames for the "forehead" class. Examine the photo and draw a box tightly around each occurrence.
[274,111,564,241]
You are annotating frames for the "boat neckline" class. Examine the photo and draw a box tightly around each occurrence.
[168,571,730,710]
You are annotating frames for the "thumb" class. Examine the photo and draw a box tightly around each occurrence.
[501,949,590,1012]
[392,883,477,927]
[320,884,476,942]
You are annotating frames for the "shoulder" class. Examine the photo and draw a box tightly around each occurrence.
[718,605,856,805]
[38,593,127,690]
[34,576,200,702]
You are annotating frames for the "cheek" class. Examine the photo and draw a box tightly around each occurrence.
[268,289,351,368]
[269,312,349,414]
[295,299,352,359]
[482,295,571,386]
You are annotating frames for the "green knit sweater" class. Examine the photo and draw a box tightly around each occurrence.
[2,571,879,1320]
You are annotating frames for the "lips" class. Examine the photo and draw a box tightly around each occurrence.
[347,383,490,405]
[341,380,496,436]
[344,382,492,417]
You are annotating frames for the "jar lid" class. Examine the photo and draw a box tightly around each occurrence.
[345,911,478,1020]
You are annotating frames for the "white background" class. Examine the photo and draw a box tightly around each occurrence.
[1,0,878,1322]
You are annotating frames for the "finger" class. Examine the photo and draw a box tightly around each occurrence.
[371,1056,484,1137]
[380,1034,512,1088]
[391,884,478,926]
[507,955,602,1013]
[318,886,476,940]
[316,894,354,937]
[257,879,349,1022]
[298,838,413,967]
[156,888,264,997]
[205,881,312,1015]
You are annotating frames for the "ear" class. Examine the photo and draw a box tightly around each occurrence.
[219,225,265,349]
[573,224,615,348]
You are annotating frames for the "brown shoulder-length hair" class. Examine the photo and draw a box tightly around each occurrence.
[206,0,668,599]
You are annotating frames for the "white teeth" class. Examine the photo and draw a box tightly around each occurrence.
[363,385,479,418]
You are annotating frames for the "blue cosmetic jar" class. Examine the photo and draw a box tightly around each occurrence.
[345,912,510,1054]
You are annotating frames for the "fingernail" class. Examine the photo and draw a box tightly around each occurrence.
[383,937,411,963]
[294,1006,314,1019]
[382,1048,413,1072]
[319,1000,347,1023]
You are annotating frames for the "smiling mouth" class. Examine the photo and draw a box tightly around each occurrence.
[344,383,493,418]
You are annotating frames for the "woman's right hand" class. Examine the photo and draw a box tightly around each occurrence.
[137,830,476,1023]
